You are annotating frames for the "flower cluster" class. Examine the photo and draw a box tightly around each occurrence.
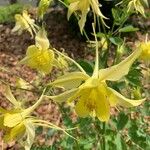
[1,0,148,149]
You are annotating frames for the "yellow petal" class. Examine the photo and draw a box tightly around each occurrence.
[0,107,8,114]
[22,10,37,36]
[45,88,78,103]
[67,1,79,20]
[21,46,55,74]
[95,85,110,122]
[139,41,150,61]
[38,0,51,19]
[78,10,88,33]
[35,27,50,50]
[108,92,118,107]
[99,48,142,81]
[26,45,38,56]
[4,107,30,128]
[4,112,25,128]
[79,77,99,89]
[90,0,107,19]
[50,72,89,90]
[23,120,35,150]
[75,96,89,117]
[108,87,145,108]
[4,86,20,108]
[16,77,30,90]
[4,122,25,142]
[0,116,4,129]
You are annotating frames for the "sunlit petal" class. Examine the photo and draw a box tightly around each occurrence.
[46,88,78,103]
[75,96,89,117]
[4,86,20,108]
[108,87,145,108]
[99,48,142,81]
[67,1,79,20]
[95,85,110,122]
[50,72,89,90]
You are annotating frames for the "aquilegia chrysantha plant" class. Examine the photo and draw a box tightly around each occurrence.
[0,0,149,149]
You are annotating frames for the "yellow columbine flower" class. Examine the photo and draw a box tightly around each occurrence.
[127,0,148,17]
[138,41,150,61]
[0,86,73,149]
[38,0,52,19]
[20,28,55,74]
[48,46,145,122]
[0,86,44,150]
[67,0,106,33]
[12,10,38,37]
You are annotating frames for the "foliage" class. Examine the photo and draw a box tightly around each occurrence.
[0,4,23,23]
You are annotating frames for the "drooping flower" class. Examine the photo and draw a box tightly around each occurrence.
[0,86,73,150]
[127,0,149,17]
[38,0,52,20]
[138,41,150,61]
[48,44,145,122]
[12,10,38,37]
[20,28,55,74]
[67,0,107,33]
[0,86,44,150]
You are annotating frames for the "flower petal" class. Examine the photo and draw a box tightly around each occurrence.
[4,86,20,108]
[90,0,107,19]
[75,97,89,117]
[99,48,142,81]
[78,10,88,33]
[20,47,55,74]
[45,88,78,103]
[50,72,89,90]
[0,107,8,114]
[4,112,24,128]
[0,116,4,129]
[95,86,110,122]
[4,122,25,142]
[67,1,79,20]
[35,28,50,50]
[79,77,100,89]
[108,87,145,108]
[23,120,35,150]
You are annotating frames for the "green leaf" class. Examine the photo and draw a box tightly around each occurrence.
[119,25,139,33]
[78,60,94,75]
[117,112,128,130]
[109,37,123,45]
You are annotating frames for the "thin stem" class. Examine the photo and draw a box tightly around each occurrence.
[112,14,130,36]
[92,23,99,78]
[102,122,106,150]
[0,79,39,94]
[53,48,86,74]
[0,67,39,91]
[26,88,46,113]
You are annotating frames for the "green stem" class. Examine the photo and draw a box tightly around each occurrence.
[102,122,106,150]
[92,23,99,78]
[26,88,46,114]
[112,13,130,36]
[53,48,86,74]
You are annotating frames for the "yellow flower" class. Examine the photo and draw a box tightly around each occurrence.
[67,0,106,33]
[138,41,150,61]
[0,86,75,149]
[38,0,52,19]
[12,10,38,37]
[48,47,145,122]
[127,0,148,17]
[0,86,44,150]
[20,28,55,74]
